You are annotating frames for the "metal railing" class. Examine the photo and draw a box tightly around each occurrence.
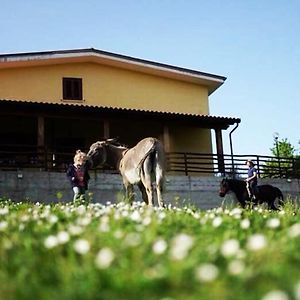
[1,144,299,178]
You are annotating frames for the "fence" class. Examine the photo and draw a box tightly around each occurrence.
[1,144,300,178]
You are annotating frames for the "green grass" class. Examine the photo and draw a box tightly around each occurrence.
[0,198,300,300]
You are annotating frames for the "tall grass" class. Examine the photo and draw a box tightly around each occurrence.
[0,198,300,300]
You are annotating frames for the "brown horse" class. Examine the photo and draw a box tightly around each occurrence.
[219,178,284,210]
[86,137,166,207]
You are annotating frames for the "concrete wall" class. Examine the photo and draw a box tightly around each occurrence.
[0,170,299,209]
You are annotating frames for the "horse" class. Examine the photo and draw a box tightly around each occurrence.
[219,178,284,210]
[85,137,166,207]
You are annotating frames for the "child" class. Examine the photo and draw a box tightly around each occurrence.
[66,150,90,204]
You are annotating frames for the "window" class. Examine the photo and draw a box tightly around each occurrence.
[62,77,83,100]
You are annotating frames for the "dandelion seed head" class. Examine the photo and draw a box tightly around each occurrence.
[266,218,280,229]
[220,239,240,257]
[73,239,90,255]
[240,218,250,229]
[195,263,219,282]
[247,234,267,251]
[262,290,289,300]
[227,259,245,275]
[57,231,70,244]
[170,233,194,260]
[95,247,115,269]
[44,235,59,249]
[212,216,222,227]
[152,239,168,255]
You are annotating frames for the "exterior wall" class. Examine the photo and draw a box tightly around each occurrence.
[170,126,212,153]
[0,63,209,115]
[1,171,299,210]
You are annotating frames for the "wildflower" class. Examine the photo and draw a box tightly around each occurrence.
[73,239,90,255]
[68,225,83,236]
[294,280,300,300]
[195,263,219,282]
[266,218,280,229]
[240,218,250,229]
[288,223,300,238]
[212,216,222,227]
[48,214,58,224]
[44,235,59,249]
[170,233,194,260]
[130,210,141,222]
[0,207,9,215]
[247,234,267,251]
[230,208,242,218]
[95,247,115,269]
[152,239,168,255]
[220,239,240,257]
[57,231,70,244]
[262,290,289,300]
[227,259,245,275]
[0,221,8,231]
[124,232,141,247]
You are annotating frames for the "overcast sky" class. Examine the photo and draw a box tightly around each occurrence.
[1,0,299,155]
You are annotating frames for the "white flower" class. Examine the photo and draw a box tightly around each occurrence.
[48,214,58,224]
[220,239,240,257]
[124,233,141,247]
[262,290,289,300]
[95,248,115,269]
[68,225,83,236]
[130,210,141,222]
[170,233,194,260]
[288,223,300,238]
[240,219,250,229]
[266,218,280,229]
[294,280,300,300]
[57,231,70,244]
[247,234,267,251]
[212,216,222,227]
[195,263,219,282]
[44,235,59,249]
[74,239,90,255]
[230,208,242,218]
[227,259,245,275]
[0,221,8,231]
[0,207,9,215]
[152,239,168,255]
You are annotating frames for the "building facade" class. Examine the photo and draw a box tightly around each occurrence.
[0,48,240,173]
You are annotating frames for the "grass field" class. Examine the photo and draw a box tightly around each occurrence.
[1,197,300,300]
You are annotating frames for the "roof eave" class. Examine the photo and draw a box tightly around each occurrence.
[0,48,226,94]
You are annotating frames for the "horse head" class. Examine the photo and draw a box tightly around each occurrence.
[86,141,107,168]
[219,178,230,197]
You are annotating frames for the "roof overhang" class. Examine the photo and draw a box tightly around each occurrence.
[0,99,240,130]
[0,48,226,95]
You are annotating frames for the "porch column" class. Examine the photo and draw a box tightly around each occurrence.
[214,128,225,174]
[163,125,170,152]
[103,119,110,139]
[37,116,46,169]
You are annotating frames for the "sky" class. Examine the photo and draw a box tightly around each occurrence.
[1,0,299,156]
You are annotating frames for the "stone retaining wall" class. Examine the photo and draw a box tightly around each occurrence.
[0,170,299,209]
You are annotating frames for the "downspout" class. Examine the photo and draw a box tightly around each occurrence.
[229,121,240,177]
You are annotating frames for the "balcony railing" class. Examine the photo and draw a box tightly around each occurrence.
[1,144,299,178]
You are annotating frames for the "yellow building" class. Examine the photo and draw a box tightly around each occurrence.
[0,48,240,173]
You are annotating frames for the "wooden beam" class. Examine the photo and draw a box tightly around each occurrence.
[103,119,110,139]
[163,125,170,152]
[214,128,225,174]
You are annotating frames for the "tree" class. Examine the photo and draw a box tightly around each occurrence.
[261,134,296,178]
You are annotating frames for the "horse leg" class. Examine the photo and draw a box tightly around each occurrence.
[141,157,153,206]
[123,180,134,204]
[155,164,164,208]
[137,182,148,205]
